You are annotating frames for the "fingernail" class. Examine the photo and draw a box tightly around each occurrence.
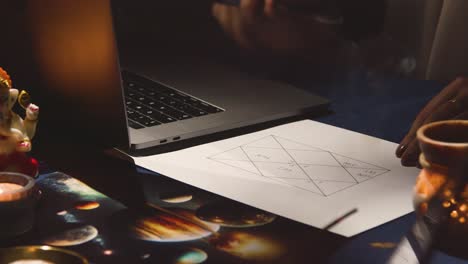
[401,152,419,167]
[396,144,406,157]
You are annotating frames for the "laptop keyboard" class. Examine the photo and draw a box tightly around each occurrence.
[122,71,224,129]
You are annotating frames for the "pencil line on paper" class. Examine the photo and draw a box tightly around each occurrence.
[323,208,358,230]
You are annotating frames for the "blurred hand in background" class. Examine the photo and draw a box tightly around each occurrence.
[211,0,341,61]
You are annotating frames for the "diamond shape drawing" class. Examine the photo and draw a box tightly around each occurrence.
[208,135,390,197]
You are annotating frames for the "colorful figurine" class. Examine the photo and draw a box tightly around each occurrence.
[0,67,39,177]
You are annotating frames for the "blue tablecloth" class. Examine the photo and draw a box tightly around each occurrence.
[288,70,466,263]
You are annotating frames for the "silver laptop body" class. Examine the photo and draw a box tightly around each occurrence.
[123,57,329,151]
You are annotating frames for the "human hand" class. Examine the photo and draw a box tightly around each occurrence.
[212,0,339,59]
[396,77,468,166]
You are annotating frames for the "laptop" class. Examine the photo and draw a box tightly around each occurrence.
[2,0,329,154]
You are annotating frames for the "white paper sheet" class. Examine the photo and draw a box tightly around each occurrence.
[132,120,420,237]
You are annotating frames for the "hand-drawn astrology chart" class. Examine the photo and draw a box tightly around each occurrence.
[207,135,390,197]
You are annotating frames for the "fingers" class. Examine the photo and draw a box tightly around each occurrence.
[398,78,468,167]
[240,0,263,23]
[264,0,295,19]
[212,3,235,32]
[212,3,244,47]
[212,0,265,49]
[400,139,420,167]
[399,98,464,166]
[396,78,466,158]
[264,0,276,18]
[213,0,266,28]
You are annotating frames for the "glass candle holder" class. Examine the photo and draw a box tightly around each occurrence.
[0,172,38,240]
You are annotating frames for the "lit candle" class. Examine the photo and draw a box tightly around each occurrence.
[0,172,37,239]
[0,174,34,202]
[9,260,55,264]
[0,182,23,194]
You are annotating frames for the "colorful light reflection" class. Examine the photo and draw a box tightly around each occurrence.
[131,209,219,242]
[211,232,284,260]
[176,248,208,264]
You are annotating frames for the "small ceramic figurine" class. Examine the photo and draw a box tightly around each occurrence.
[0,67,39,177]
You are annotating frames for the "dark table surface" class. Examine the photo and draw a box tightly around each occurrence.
[2,2,465,262]
[30,67,468,263]
[299,70,468,264]
[0,21,457,261]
